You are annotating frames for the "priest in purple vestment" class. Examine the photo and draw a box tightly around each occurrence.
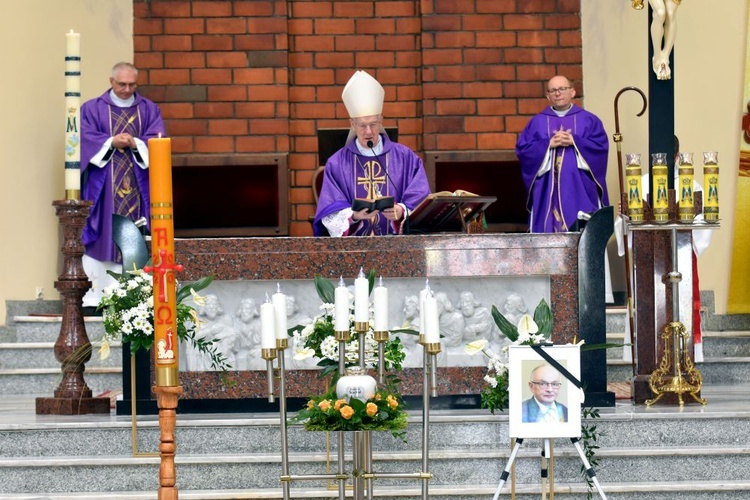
[80,62,165,307]
[313,70,430,237]
[516,75,610,233]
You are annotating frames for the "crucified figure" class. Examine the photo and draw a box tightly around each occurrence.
[648,0,681,80]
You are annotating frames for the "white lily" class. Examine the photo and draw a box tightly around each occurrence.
[517,314,538,335]
[294,347,315,360]
[99,339,111,360]
[464,339,488,355]
[190,288,206,306]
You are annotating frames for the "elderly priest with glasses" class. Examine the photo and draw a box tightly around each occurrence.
[313,70,430,237]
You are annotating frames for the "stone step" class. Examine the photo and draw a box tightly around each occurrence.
[0,444,747,494]
[12,316,106,343]
[606,356,750,385]
[0,342,121,370]
[0,369,121,396]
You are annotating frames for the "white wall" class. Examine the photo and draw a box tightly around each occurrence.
[0,1,132,324]
[582,0,748,314]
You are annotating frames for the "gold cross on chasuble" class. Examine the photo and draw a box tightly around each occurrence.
[357,157,387,199]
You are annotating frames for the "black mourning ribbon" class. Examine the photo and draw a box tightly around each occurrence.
[529,343,582,390]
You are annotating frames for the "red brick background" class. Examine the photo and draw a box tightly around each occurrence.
[133,0,582,236]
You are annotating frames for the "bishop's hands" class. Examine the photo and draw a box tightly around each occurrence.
[549,127,573,148]
[352,204,404,221]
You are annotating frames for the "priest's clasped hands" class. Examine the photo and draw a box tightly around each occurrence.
[549,127,573,148]
[112,132,137,150]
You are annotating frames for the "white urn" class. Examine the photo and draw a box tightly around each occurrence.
[336,366,377,403]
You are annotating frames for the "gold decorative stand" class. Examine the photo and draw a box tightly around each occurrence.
[645,225,708,406]
[267,324,439,500]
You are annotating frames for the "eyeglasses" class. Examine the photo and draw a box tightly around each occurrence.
[352,120,381,131]
[530,381,562,389]
[114,80,137,89]
[547,87,572,95]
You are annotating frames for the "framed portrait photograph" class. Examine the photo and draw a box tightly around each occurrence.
[508,345,582,439]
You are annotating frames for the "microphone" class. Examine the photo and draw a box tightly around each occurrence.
[367,140,410,234]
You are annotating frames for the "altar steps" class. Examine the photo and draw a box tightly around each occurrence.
[0,392,749,499]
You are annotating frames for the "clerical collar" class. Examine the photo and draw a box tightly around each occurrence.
[355,136,384,156]
[109,90,135,108]
[551,104,573,117]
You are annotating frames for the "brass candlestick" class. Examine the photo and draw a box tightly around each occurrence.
[646,321,706,406]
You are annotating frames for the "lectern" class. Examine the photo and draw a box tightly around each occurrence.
[407,194,496,234]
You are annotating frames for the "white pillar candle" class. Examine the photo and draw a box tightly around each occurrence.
[373,277,388,331]
[272,284,288,340]
[260,299,276,349]
[334,278,350,331]
[419,279,430,335]
[64,30,81,198]
[354,269,369,323]
[423,294,440,343]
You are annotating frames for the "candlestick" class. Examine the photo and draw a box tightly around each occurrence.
[373,276,388,332]
[625,153,643,224]
[651,152,669,223]
[64,30,81,200]
[272,283,288,340]
[423,293,440,343]
[703,151,719,222]
[261,295,276,349]
[677,152,694,223]
[354,268,369,324]
[334,277,350,332]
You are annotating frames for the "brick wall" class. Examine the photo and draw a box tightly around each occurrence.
[133,0,582,236]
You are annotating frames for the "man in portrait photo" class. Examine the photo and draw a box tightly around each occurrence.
[521,363,569,423]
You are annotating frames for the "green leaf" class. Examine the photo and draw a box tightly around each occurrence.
[533,299,553,335]
[581,342,629,351]
[314,274,335,304]
[491,305,519,342]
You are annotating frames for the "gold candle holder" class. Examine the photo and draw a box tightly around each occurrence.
[424,342,442,355]
[625,153,644,224]
[261,348,278,361]
[374,331,389,342]
[276,338,289,351]
[334,330,351,342]
[651,152,669,223]
[677,152,694,223]
[354,321,369,332]
[703,151,719,223]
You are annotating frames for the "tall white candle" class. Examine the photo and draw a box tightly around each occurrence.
[419,279,430,335]
[373,277,388,331]
[272,284,288,340]
[260,299,276,349]
[423,294,440,343]
[334,277,350,331]
[354,268,369,323]
[64,30,81,199]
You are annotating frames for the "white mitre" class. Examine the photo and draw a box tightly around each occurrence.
[342,70,384,118]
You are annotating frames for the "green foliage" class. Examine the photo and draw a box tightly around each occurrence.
[96,268,229,372]
[580,406,603,499]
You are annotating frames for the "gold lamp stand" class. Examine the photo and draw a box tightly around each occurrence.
[646,227,707,407]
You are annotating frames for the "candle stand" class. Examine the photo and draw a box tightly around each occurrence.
[36,199,110,415]
[267,325,440,500]
[626,219,716,406]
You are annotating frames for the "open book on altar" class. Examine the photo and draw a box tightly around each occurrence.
[407,190,497,234]
[351,196,394,213]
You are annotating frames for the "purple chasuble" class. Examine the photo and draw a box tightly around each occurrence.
[80,91,164,262]
[516,104,609,233]
[313,134,430,236]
